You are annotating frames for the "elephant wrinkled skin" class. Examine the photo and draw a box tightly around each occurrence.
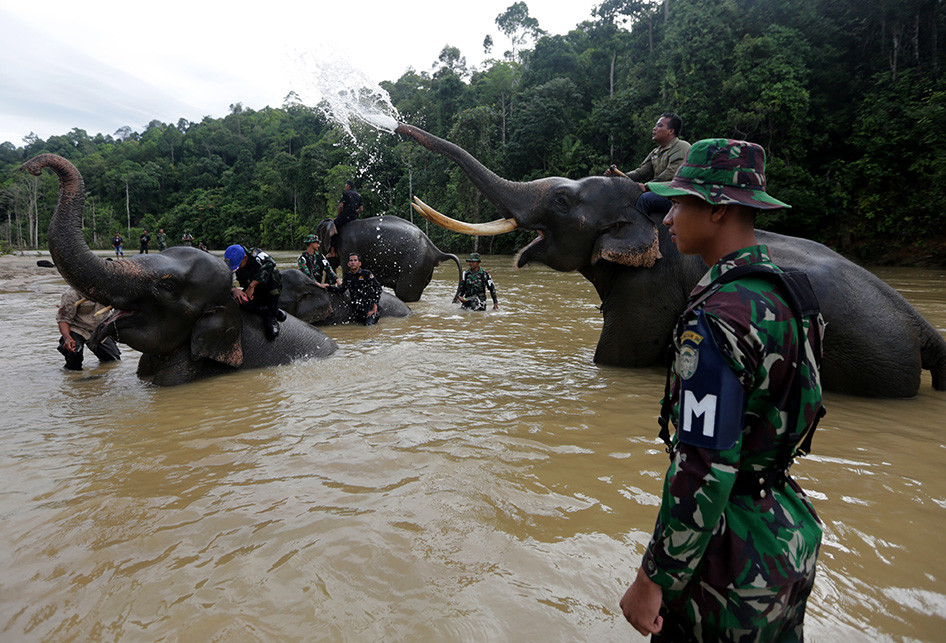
[22,154,337,386]
[396,122,946,398]
[316,215,460,302]
[278,268,411,325]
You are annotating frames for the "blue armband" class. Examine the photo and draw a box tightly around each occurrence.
[676,310,745,450]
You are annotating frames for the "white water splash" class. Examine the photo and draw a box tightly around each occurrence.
[288,48,400,139]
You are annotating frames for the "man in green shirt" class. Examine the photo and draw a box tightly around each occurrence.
[606,113,690,220]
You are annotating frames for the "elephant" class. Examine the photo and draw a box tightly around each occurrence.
[395,122,946,398]
[21,154,337,386]
[278,268,412,325]
[316,215,460,302]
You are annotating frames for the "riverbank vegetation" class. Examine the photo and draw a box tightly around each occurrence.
[1,0,943,265]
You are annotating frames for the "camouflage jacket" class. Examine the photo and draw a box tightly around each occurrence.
[641,245,825,592]
[627,137,691,183]
[234,247,282,295]
[298,251,337,284]
[455,268,498,304]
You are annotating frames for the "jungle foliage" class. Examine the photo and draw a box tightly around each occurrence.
[1,0,943,264]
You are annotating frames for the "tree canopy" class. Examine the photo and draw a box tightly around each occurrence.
[2,0,943,265]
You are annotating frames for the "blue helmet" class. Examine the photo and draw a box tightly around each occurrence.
[224,244,245,271]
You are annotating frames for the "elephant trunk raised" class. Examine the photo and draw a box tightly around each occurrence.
[395,123,540,229]
[20,154,151,308]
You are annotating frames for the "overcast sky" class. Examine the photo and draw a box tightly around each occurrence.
[0,0,601,146]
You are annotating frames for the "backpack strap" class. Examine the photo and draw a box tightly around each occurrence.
[657,264,825,466]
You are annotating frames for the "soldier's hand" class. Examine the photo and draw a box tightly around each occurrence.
[619,567,663,635]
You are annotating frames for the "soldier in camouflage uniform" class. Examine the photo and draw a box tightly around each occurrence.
[620,139,826,641]
[454,253,499,311]
[298,234,341,286]
[225,244,286,340]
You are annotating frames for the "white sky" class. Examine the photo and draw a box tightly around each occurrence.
[0,0,600,146]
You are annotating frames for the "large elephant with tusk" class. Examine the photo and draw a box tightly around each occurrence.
[22,154,337,386]
[395,122,946,398]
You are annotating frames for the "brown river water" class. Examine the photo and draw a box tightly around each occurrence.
[0,251,944,641]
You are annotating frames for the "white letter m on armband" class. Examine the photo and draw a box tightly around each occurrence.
[682,390,717,437]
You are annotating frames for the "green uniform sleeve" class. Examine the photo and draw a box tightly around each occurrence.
[652,143,688,182]
[625,149,656,182]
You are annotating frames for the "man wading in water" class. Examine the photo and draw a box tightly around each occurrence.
[620,139,826,640]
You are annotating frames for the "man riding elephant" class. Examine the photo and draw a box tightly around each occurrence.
[225,244,286,341]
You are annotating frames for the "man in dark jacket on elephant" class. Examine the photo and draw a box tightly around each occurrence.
[225,244,286,340]
[328,180,363,260]
[321,252,381,325]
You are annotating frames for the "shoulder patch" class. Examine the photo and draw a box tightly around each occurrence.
[677,310,745,451]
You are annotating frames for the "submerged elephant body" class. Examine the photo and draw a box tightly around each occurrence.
[278,268,411,325]
[396,123,946,398]
[316,215,460,302]
[23,154,336,386]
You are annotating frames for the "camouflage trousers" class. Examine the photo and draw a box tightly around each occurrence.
[460,295,487,311]
[653,567,816,642]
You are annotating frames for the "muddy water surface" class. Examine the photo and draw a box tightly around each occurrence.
[0,252,944,640]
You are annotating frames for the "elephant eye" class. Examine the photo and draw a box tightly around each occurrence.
[553,190,571,208]
[157,280,178,297]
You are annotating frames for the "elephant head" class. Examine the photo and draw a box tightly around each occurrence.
[278,268,334,323]
[394,123,663,275]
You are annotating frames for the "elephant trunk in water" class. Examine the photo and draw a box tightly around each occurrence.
[20,154,151,307]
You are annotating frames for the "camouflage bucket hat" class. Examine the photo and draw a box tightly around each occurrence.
[467,252,482,262]
[303,233,319,245]
[647,138,790,210]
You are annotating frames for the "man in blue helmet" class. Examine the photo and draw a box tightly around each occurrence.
[225,244,286,340]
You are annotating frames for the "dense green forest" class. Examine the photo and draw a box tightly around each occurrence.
[1,0,944,265]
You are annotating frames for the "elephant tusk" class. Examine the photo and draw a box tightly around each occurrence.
[411,197,517,237]
[75,298,88,306]
[93,305,113,317]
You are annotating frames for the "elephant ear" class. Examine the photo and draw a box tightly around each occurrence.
[592,221,662,268]
[191,300,243,367]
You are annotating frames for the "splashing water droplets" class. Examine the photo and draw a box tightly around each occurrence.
[290,49,400,139]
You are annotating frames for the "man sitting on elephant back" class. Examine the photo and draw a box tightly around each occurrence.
[327,180,363,260]
[605,112,690,220]
[298,234,341,286]
[225,244,286,340]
